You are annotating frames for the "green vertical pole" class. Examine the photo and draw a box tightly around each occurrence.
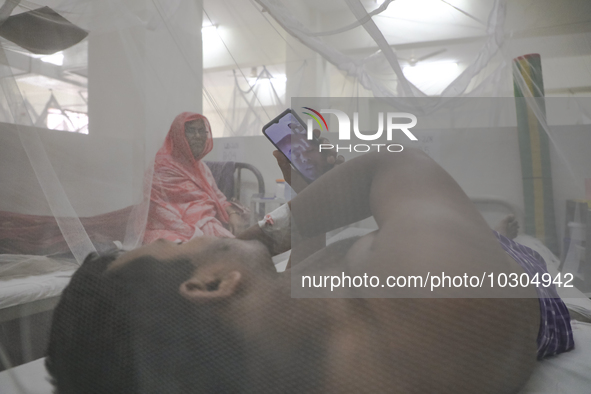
[513,54,558,254]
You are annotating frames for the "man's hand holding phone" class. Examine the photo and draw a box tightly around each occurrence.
[237,121,343,265]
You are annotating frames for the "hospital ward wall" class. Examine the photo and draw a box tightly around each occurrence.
[0,123,137,217]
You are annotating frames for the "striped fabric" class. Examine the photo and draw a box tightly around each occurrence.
[494,231,574,359]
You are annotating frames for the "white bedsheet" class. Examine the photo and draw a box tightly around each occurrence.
[519,321,591,394]
[0,255,76,310]
[0,357,49,394]
[0,271,74,310]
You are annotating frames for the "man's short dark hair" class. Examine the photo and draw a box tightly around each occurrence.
[46,251,246,394]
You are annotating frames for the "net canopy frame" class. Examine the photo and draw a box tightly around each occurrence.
[0,0,590,389]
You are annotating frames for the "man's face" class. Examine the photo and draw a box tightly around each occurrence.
[291,135,327,181]
[109,237,274,276]
[184,119,209,159]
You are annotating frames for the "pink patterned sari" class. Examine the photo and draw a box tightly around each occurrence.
[143,112,233,244]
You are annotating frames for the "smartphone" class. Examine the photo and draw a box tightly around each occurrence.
[262,109,326,184]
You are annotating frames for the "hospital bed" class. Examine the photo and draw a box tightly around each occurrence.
[0,161,265,369]
[1,196,591,393]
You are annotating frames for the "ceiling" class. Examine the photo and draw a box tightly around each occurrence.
[3,0,590,117]
[203,0,591,70]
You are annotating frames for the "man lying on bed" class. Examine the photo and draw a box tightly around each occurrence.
[46,148,573,394]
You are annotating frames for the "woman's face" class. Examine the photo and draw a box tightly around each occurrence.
[184,119,209,159]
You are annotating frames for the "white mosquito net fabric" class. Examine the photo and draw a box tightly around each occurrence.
[0,0,590,392]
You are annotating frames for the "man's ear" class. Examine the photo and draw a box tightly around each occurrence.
[179,270,242,303]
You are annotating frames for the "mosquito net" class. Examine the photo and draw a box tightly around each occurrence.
[0,0,590,392]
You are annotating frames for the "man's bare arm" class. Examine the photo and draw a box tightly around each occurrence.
[236,224,289,256]
[291,148,514,288]
[238,151,423,258]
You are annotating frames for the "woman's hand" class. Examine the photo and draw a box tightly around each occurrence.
[273,129,344,193]
[226,204,248,235]
[227,212,248,235]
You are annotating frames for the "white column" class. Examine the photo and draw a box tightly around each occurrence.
[285,10,330,102]
[88,0,203,203]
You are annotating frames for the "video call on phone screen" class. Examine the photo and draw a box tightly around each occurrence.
[265,112,325,183]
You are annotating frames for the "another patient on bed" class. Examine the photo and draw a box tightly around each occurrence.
[47,149,569,394]
[144,112,246,244]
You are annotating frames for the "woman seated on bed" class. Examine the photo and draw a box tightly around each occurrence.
[47,148,573,394]
[143,112,247,244]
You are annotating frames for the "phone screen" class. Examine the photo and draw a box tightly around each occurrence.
[263,109,326,183]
